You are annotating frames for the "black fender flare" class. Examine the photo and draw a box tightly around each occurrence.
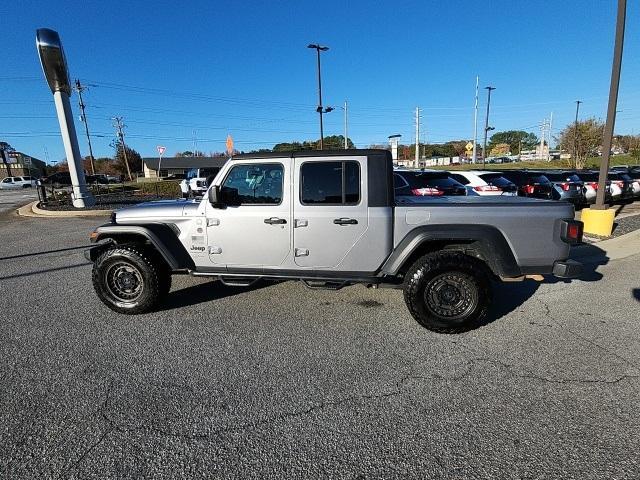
[380,224,521,278]
[87,223,195,271]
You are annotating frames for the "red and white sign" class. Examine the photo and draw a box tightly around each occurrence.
[157,145,166,156]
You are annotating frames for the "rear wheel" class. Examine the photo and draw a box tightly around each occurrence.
[403,251,491,333]
[92,245,170,314]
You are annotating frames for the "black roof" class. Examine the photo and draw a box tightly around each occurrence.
[231,149,391,160]
[142,156,229,169]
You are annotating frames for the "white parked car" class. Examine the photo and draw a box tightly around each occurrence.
[0,176,36,189]
[449,171,518,196]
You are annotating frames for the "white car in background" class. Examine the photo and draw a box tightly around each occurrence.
[0,176,36,189]
[449,171,518,196]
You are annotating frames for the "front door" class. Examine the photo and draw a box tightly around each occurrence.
[293,157,368,269]
[205,160,291,268]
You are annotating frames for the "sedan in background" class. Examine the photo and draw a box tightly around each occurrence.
[573,171,612,204]
[540,171,585,205]
[449,171,518,196]
[608,172,636,201]
[393,170,467,200]
[498,171,554,199]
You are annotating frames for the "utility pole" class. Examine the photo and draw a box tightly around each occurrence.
[573,100,582,168]
[415,107,420,168]
[112,117,132,181]
[539,119,547,161]
[343,100,348,149]
[594,0,626,209]
[482,86,496,168]
[472,75,479,163]
[548,112,553,161]
[74,79,95,175]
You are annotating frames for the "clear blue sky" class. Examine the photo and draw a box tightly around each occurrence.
[2,0,639,163]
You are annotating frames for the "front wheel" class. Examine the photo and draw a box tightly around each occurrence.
[92,245,170,314]
[403,251,491,333]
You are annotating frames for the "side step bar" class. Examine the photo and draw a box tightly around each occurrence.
[218,276,262,287]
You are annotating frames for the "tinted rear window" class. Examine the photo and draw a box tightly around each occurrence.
[398,172,462,188]
[477,173,514,187]
[543,172,581,182]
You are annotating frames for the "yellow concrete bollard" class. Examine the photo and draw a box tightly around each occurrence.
[581,208,616,237]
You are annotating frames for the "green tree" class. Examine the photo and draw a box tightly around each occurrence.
[113,142,143,176]
[558,118,604,169]
[489,131,538,154]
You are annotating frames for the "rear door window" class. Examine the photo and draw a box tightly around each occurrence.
[300,161,360,205]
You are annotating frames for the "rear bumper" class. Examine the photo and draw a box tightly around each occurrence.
[552,259,582,279]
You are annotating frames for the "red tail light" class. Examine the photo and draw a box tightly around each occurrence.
[560,220,583,245]
[586,181,599,190]
[613,180,624,188]
[523,185,535,194]
[559,182,571,191]
[411,187,443,196]
[473,185,501,192]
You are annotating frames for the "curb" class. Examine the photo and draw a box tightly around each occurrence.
[17,201,111,218]
[573,228,640,262]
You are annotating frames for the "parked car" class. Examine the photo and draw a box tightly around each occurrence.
[608,172,636,201]
[86,174,110,185]
[498,170,554,199]
[573,171,613,204]
[180,166,225,198]
[393,170,467,200]
[539,171,585,205]
[449,171,518,196]
[0,176,36,189]
[41,171,72,187]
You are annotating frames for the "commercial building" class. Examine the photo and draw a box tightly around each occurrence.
[0,151,46,179]
[141,156,228,179]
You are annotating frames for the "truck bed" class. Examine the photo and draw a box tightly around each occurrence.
[393,196,575,270]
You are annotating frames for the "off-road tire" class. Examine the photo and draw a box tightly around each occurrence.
[403,251,491,333]
[92,245,170,314]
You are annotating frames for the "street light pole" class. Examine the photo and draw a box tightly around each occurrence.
[482,86,496,168]
[573,100,582,168]
[308,44,329,149]
[344,100,348,149]
[594,0,626,209]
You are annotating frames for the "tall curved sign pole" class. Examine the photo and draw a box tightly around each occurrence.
[36,28,95,208]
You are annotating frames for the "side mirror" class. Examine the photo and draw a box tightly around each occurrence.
[208,185,222,207]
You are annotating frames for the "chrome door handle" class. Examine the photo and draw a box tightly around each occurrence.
[333,218,358,225]
[264,217,287,225]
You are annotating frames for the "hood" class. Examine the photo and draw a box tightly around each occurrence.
[115,199,199,221]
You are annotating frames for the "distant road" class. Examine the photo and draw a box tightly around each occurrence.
[0,189,38,214]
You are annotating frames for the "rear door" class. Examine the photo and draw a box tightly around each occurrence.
[293,157,368,269]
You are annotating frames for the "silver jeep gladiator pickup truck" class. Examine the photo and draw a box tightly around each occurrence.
[86,150,583,333]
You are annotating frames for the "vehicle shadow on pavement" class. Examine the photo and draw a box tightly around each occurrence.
[159,279,268,311]
[0,245,88,261]
[633,289,640,303]
[487,280,540,323]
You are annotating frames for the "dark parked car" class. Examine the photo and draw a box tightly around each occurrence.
[393,170,467,199]
[540,171,585,204]
[498,170,554,199]
[41,171,72,187]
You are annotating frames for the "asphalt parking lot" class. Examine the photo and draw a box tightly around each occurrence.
[0,209,639,478]
[0,189,38,214]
